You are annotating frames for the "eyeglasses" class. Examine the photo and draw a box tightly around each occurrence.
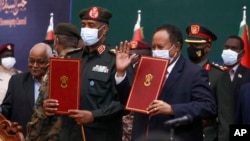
[28,58,48,66]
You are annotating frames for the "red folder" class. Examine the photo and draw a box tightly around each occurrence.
[49,58,81,114]
[126,56,169,114]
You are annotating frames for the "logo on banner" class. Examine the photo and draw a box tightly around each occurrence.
[0,0,28,27]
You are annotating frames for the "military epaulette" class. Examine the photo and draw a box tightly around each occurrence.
[109,48,116,54]
[66,47,83,54]
[211,62,227,71]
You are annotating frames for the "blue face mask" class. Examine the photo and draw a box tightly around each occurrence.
[152,45,176,62]
[221,49,242,66]
[80,25,105,46]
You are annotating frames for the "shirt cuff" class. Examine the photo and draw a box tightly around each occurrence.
[115,72,126,84]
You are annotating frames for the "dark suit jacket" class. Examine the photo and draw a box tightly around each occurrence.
[215,64,250,141]
[1,72,35,136]
[131,56,216,141]
[236,83,250,124]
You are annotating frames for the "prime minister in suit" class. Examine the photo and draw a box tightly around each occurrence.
[0,43,53,135]
[131,24,216,141]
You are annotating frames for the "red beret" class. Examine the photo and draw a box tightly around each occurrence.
[130,40,151,50]
[0,43,14,54]
[185,24,217,43]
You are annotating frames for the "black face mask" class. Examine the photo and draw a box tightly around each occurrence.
[187,46,205,62]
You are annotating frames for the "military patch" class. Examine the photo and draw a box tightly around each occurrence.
[204,63,211,71]
[97,45,105,54]
[196,50,202,57]
[191,24,200,35]
[92,65,109,73]
[130,40,138,49]
[89,7,99,19]
[7,44,12,50]
[211,62,226,71]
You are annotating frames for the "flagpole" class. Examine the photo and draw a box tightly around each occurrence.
[137,10,141,26]
[239,5,250,68]
[132,10,143,41]
[240,6,246,26]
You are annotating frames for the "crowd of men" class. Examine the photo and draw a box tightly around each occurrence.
[0,5,250,141]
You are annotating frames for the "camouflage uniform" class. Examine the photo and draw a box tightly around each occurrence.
[26,71,62,141]
[122,112,134,141]
[26,48,81,141]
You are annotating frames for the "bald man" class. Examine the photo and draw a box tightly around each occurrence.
[0,42,53,136]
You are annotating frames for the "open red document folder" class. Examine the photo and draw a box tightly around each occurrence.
[126,56,169,114]
[49,58,81,114]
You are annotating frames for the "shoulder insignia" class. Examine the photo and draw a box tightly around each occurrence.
[109,48,116,54]
[97,45,106,55]
[65,47,83,56]
[203,63,211,71]
[67,47,83,53]
[211,62,227,71]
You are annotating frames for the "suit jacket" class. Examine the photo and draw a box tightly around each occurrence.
[1,72,35,136]
[215,64,250,141]
[236,83,250,124]
[131,56,216,141]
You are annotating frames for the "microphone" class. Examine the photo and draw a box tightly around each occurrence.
[164,115,193,127]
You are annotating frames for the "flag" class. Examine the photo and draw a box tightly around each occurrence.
[238,6,250,68]
[132,10,144,41]
[45,13,54,40]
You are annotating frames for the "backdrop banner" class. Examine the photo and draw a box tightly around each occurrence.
[0,0,71,71]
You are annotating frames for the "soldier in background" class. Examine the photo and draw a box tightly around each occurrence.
[122,40,151,141]
[0,43,21,104]
[184,24,224,141]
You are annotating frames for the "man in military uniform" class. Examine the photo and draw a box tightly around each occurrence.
[26,23,83,141]
[32,6,134,141]
[185,24,224,141]
[0,43,21,104]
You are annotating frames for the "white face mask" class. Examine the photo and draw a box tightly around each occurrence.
[221,49,241,66]
[80,25,105,46]
[1,57,16,69]
[152,45,175,62]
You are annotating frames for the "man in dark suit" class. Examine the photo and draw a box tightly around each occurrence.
[185,24,225,141]
[236,82,250,124]
[215,35,250,141]
[26,22,83,141]
[131,24,216,141]
[0,42,53,135]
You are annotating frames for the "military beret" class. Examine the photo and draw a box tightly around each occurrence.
[130,40,151,50]
[0,43,14,54]
[54,23,81,39]
[79,6,112,24]
[185,24,217,43]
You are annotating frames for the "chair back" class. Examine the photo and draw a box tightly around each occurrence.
[0,114,25,141]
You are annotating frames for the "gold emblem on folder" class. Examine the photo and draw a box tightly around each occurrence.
[60,75,68,88]
[144,74,153,86]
